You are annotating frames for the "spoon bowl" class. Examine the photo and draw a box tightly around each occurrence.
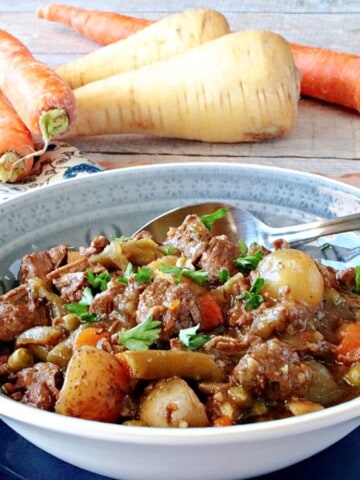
[133,202,360,250]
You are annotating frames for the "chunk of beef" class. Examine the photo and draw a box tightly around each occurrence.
[90,283,126,316]
[19,245,67,285]
[0,284,50,342]
[137,278,201,340]
[198,235,240,283]
[79,235,110,257]
[232,338,313,399]
[337,266,356,290]
[111,280,148,327]
[3,362,61,411]
[164,214,211,263]
[48,258,89,303]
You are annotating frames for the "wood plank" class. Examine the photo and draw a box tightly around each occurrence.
[1,12,358,62]
[3,1,360,14]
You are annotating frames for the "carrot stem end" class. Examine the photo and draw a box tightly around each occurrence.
[0,151,26,183]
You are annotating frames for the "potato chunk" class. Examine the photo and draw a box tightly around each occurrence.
[55,346,129,422]
[140,377,209,427]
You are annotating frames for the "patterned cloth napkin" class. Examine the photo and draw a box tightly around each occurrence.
[0,143,103,203]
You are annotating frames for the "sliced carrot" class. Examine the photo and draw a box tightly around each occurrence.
[198,292,223,331]
[0,92,35,183]
[335,323,360,364]
[213,415,233,427]
[36,3,154,45]
[74,327,109,350]
[290,43,360,112]
[0,29,77,150]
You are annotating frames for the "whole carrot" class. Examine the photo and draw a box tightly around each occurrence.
[290,42,360,112]
[36,3,154,45]
[0,29,77,148]
[0,92,35,183]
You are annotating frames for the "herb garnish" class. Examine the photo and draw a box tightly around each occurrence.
[87,270,111,292]
[179,324,210,350]
[218,268,230,283]
[118,315,161,350]
[118,263,152,285]
[65,286,98,323]
[159,264,208,286]
[235,249,263,273]
[239,277,265,310]
[201,208,228,230]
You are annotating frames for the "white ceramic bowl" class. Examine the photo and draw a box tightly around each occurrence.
[1,163,359,480]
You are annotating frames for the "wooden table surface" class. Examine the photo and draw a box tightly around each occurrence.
[1,1,359,188]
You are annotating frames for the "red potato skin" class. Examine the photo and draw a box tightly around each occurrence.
[0,29,77,136]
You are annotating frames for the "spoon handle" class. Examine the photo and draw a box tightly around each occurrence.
[270,212,360,245]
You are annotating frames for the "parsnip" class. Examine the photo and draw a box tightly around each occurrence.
[69,30,300,143]
[56,9,230,89]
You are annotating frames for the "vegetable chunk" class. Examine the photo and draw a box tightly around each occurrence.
[55,346,129,422]
[56,9,230,89]
[69,29,300,143]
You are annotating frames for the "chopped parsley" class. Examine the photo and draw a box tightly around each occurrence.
[87,270,111,292]
[118,315,161,350]
[179,324,210,350]
[65,286,98,323]
[235,249,263,273]
[118,263,152,285]
[239,277,265,311]
[201,208,228,230]
[159,264,208,286]
[237,239,248,255]
[218,268,230,283]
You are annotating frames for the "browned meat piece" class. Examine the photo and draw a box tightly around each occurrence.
[19,244,68,285]
[232,338,313,399]
[337,266,356,290]
[136,278,201,340]
[110,279,149,327]
[0,354,10,378]
[198,235,240,283]
[204,335,251,357]
[52,271,87,303]
[90,283,126,316]
[79,235,109,257]
[3,362,61,411]
[48,258,89,302]
[284,330,333,360]
[164,214,211,263]
[0,284,50,341]
[316,262,338,288]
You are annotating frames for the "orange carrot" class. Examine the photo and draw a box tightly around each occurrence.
[213,415,233,427]
[290,42,360,112]
[198,292,223,331]
[74,327,109,350]
[36,3,154,45]
[335,323,360,364]
[0,29,77,149]
[0,91,35,183]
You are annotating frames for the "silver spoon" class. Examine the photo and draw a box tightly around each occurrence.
[133,202,360,250]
